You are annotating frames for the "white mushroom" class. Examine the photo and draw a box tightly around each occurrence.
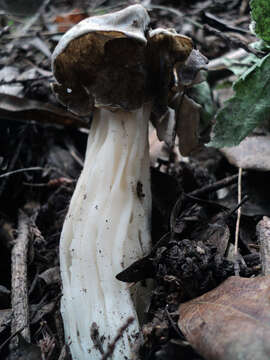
[51,5,193,359]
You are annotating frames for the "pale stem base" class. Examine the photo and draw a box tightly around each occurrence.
[60,105,152,359]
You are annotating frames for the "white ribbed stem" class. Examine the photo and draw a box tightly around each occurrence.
[60,104,152,359]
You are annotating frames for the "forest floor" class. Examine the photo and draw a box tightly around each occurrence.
[0,0,269,359]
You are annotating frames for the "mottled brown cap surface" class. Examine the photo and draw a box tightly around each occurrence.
[52,5,150,115]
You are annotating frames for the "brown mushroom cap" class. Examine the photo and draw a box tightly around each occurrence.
[52,5,150,115]
[147,28,193,117]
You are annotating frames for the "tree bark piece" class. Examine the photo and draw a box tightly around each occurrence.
[257,217,270,275]
[10,209,32,352]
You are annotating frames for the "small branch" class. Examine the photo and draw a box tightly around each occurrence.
[170,172,246,232]
[9,203,40,354]
[234,168,242,276]
[0,166,43,179]
[228,194,248,216]
[10,210,32,352]
[101,317,135,360]
[256,217,270,275]
[189,172,246,198]
[204,24,265,58]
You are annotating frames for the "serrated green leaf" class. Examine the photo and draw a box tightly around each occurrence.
[251,0,270,44]
[210,53,270,148]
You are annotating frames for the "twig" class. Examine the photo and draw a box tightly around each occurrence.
[9,210,32,352]
[228,194,248,216]
[189,172,246,198]
[101,317,135,360]
[0,325,26,353]
[234,168,242,276]
[204,24,265,58]
[203,11,252,35]
[170,172,246,231]
[165,305,182,338]
[0,166,43,179]
[256,217,270,275]
[9,202,41,355]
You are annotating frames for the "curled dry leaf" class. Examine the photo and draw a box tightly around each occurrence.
[178,276,270,360]
[0,94,87,129]
[177,49,208,86]
[38,266,60,285]
[176,94,202,156]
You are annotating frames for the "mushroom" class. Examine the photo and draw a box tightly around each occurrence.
[51,5,193,359]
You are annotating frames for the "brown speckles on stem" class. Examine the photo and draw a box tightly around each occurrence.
[136,180,145,200]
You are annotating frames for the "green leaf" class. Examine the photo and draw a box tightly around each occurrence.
[188,81,216,129]
[210,53,270,148]
[222,54,259,76]
[251,0,270,44]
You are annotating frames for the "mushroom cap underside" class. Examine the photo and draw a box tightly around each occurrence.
[52,5,193,116]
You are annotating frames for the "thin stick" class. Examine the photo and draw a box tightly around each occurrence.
[234,167,242,275]
[256,217,270,275]
[0,166,43,179]
[189,172,246,198]
[10,210,31,352]
[204,24,264,58]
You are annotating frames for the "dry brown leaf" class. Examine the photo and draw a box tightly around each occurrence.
[178,276,270,360]
[38,266,60,285]
[0,94,87,129]
[176,94,201,156]
[54,9,88,32]
[221,136,270,171]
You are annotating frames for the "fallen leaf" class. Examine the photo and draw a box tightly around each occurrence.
[38,266,60,285]
[221,136,270,171]
[178,276,270,360]
[54,9,88,32]
[0,94,87,129]
[176,94,201,156]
